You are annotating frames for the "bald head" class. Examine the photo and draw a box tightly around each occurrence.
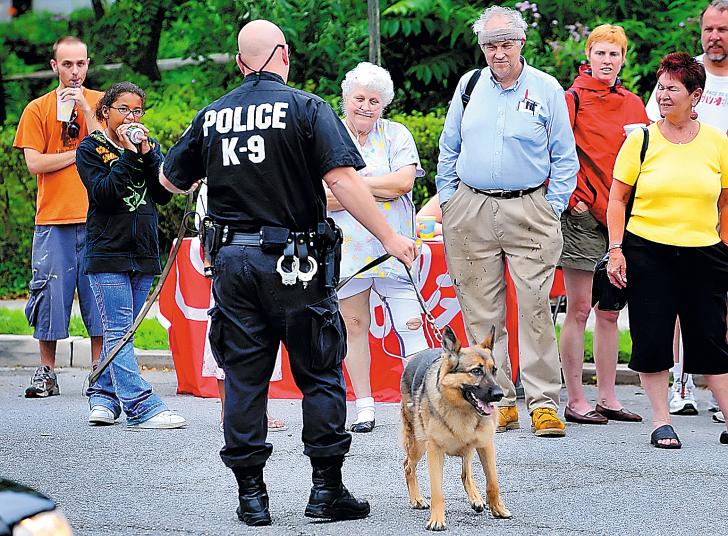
[236,20,290,81]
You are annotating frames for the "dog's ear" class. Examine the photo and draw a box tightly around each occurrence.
[441,326,462,369]
[478,325,496,351]
[442,326,461,355]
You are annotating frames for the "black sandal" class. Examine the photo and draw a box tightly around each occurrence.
[721,431,728,444]
[650,424,682,449]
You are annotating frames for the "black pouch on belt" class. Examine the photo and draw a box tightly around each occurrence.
[260,226,291,254]
[201,218,221,278]
[317,218,343,289]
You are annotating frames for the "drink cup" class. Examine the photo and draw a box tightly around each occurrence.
[57,93,75,122]
[623,123,646,137]
[417,216,437,239]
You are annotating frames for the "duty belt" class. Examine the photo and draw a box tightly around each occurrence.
[227,232,261,246]
[225,230,318,287]
[468,183,543,199]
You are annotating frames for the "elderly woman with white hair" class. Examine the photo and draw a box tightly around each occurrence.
[325,62,428,433]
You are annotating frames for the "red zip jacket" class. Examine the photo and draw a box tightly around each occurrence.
[566,64,649,226]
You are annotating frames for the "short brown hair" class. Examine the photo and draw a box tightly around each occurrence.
[585,24,628,57]
[52,36,87,60]
[656,52,706,94]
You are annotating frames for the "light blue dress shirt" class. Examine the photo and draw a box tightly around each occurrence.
[436,58,579,216]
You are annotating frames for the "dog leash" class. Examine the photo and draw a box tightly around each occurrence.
[335,253,392,291]
[404,264,444,343]
[335,252,444,344]
[88,191,195,386]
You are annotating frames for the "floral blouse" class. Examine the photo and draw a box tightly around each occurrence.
[330,118,425,280]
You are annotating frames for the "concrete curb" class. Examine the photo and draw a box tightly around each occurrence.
[0,334,707,387]
[581,362,707,387]
[582,363,639,385]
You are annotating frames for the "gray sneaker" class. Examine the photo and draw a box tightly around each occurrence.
[24,366,60,398]
[668,383,698,415]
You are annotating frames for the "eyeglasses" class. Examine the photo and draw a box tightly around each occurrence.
[109,106,145,117]
[482,40,520,53]
[64,109,80,139]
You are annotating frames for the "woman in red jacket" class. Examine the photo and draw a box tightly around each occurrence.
[560,25,649,425]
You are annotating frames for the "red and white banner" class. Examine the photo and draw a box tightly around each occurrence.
[158,238,564,402]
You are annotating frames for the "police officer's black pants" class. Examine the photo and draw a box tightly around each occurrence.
[210,245,352,469]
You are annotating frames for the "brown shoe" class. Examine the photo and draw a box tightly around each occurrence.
[564,405,608,425]
[497,406,520,432]
[531,407,566,437]
[595,404,643,422]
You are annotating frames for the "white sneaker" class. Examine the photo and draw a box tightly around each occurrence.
[669,384,698,415]
[713,411,725,423]
[131,410,187,429]
[88,405,116,426]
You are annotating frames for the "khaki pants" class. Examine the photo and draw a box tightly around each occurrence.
[442,183,563,412]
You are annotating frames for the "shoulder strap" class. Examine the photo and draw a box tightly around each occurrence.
[639,125,649,165]
[566,88,580,115]
[461,69,483,110]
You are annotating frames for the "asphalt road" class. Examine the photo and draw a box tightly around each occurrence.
[1,367,726,536]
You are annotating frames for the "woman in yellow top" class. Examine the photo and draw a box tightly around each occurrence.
[607,52,728,449]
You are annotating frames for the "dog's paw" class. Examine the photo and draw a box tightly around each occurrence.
[470,500,485,513]
[411,497,430,510]
[426,516,446,531]
[489,501,512,519]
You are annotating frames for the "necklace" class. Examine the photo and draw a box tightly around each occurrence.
[661,120,698,144]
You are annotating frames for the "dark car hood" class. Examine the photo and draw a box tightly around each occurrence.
[0,479,56,535]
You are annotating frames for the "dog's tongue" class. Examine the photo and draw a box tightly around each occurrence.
[477,399,494,415]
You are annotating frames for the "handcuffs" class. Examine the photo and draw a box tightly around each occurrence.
[275,231,318,288]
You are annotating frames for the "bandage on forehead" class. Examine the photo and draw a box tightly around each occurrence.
[477,27,526,45]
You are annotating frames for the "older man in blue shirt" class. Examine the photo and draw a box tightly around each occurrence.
[436,5,578,437]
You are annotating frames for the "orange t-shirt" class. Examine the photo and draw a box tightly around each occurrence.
[13,88,103,225]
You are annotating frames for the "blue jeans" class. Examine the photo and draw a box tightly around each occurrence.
[87,272,166,424]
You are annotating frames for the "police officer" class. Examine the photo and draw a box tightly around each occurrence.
[160,20,417,527]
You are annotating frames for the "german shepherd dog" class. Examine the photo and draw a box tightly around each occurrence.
[400,326,512,531]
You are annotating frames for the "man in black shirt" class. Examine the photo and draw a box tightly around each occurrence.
[161,20,417,527]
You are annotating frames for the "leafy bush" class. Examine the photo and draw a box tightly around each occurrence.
[0,124,36,297]
[390,110,445,207]
[556,325,632,364]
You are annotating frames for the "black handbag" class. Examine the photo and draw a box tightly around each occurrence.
[591,126,649,312]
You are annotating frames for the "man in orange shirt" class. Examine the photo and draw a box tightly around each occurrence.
[13,36,104,398]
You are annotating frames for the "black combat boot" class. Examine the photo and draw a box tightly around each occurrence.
[304,456,370,520]
[232,465,271,526]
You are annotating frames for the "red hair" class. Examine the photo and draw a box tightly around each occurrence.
[656,52,706,93]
